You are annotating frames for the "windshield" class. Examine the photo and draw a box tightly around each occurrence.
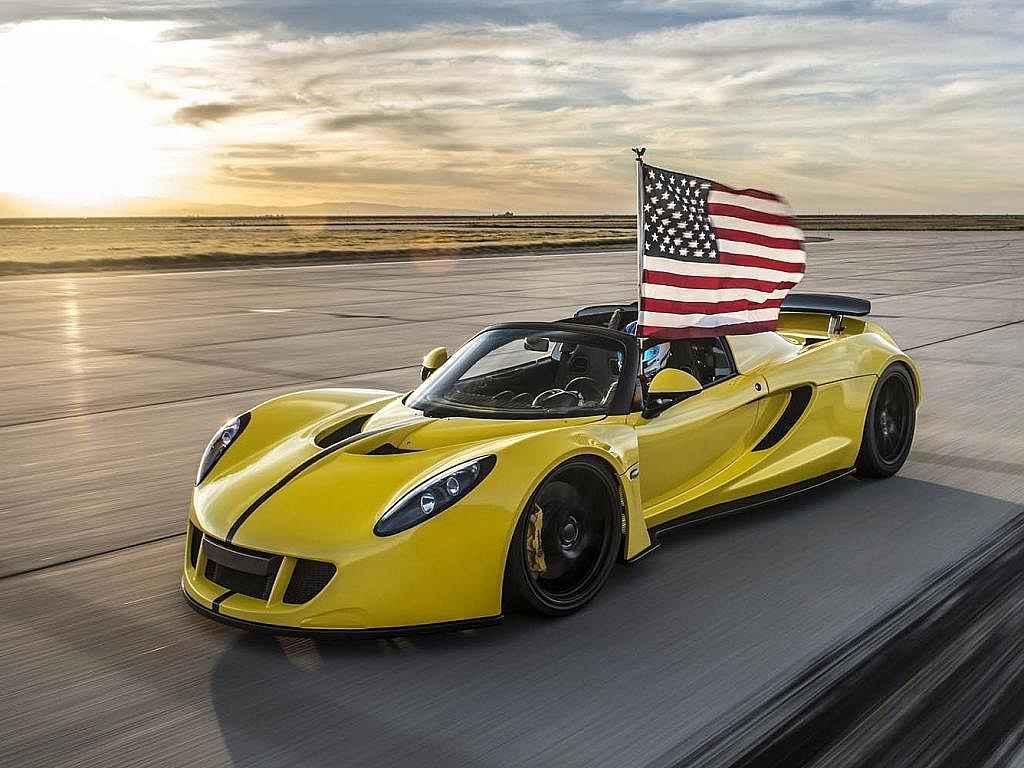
[408,327,628,419]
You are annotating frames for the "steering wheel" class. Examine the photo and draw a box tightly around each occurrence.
[565,376,604,403]
[508,392,534,407]
[532,388,583,408]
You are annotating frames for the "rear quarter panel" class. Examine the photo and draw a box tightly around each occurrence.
[652,329,920,523]
[757,329,920,475]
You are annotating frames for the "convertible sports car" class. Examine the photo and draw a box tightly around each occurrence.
[182,293,920,635]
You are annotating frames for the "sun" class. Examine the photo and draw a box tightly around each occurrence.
[0,20,182,209]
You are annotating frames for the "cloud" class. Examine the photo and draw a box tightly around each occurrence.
[3,3,1023,212]
[173,102,251,125]
[317,109,449,135]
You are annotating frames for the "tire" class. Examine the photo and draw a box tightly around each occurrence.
[504,459,623,617]
[855,364,917,479]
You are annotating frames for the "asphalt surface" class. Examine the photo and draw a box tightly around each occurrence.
[1,231,1023,767]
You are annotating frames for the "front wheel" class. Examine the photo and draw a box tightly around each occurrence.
[855,364,917,478]
[504,459,622,616]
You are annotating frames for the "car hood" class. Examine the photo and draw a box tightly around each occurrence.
[192,395,604,555]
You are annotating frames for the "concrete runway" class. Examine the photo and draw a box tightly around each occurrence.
[1,231,1023,767]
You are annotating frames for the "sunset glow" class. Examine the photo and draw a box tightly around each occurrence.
[0,21,190,206]
[0,2,1021,215]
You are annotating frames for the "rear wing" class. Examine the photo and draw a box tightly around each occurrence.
[780,293,871,317]
[780,293,871,335]
[569,293,871,335]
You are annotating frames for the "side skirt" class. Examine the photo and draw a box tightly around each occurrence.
[626,468,854,563]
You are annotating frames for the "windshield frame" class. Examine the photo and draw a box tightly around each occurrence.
[407,322,640,420]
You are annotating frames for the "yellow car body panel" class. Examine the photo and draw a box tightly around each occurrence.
[185,398,645,630]
[640,376,875,529]
[183,305,920,634]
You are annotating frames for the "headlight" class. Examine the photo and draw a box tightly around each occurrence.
[195,413,251,485]
[374,455,497,536]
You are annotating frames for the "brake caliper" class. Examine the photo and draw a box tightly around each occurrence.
[526,503,547,575]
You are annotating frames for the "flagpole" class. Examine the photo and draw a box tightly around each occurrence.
[632,147,646,342]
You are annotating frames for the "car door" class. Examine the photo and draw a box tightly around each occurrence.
[633,371,766,520]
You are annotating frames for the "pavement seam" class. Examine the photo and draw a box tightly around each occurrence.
[0,532,186,581]
[905,319,1024,351]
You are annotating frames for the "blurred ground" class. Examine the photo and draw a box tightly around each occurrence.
[1,231,1023,767]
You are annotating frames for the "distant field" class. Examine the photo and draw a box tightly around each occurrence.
[0,214,1021,274]
[0,216,634,274]
[798,215,1024,231]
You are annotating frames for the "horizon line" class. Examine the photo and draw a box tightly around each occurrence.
[2,212,1024,222]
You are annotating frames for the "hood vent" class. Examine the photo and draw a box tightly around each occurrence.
[315,415,370,448]
[367,442,419,456]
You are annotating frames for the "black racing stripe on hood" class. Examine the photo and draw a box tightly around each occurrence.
[224,418,427,542]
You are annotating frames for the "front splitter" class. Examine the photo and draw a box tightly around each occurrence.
[181,586,502,639]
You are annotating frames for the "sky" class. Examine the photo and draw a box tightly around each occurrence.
[0,1,1021,215]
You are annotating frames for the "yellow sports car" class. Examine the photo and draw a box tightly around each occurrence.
[182,293,920,635]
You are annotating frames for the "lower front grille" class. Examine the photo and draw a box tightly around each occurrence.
[205,560,277,599]
[196,533,334,605]
[202,537,282,600]
[284,560,337,604]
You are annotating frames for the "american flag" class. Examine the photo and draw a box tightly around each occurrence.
[637,163,805,339]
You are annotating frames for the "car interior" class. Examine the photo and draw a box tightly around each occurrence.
[445,335,625,412]
[570,303,736,388]
[659,337,734,387]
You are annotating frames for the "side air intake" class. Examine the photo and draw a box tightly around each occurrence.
[754,386,813,451]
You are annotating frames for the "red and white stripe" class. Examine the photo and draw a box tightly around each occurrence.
[638,182,805,339]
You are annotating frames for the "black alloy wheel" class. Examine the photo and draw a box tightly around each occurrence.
[855,364,916,478]
[504,459,622,616]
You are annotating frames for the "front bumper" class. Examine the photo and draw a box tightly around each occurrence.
[181,513,508,633]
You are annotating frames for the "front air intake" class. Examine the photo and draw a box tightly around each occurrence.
[202,537,282,600]
[205,559,278,600]
[283,559,337,604]
[188,522,202,568]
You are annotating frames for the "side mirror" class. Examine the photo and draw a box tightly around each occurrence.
[643,368,702,418]
[421,346,449,381]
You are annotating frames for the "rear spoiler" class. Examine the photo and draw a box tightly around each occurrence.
[781,293,871,317]
[781,293,870,335]
[569,294,871,334]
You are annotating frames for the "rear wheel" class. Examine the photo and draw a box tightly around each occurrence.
[855,364,916,478]
[504,459,622,616]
